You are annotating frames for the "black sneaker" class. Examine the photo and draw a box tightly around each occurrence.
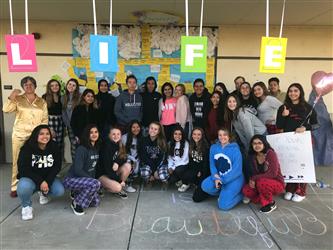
[71,201,85,216]
[260,201,277,214]
[70,191,75,200]
[115,190,128,199]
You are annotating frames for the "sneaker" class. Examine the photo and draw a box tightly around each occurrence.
[10,191,17,198]
[175,180,183,188]
[22,206,33,220]
[71,200,85,216]
[38,192,49,205]
[284,192,293,201]
[291,194,306,202]
[242,197,251,204]
[125,185,137,193]
[260,201,277,214]
[70,190,75,200]
[115,190,128,199]
[178,184,190,192]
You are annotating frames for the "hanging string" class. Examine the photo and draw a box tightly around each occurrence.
[185,0,189,36]
[199,0,204,36]
[109,0,112,35]
[9,0,14,35]
[92,0,97,35]
[266,0,269,37]
[25,0,29,34]
[279,0,286,38]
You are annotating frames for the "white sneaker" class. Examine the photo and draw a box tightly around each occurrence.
[284,192,293,201]
[291,194,306,202]
[125,185,137,193]
[22,206,33,221]
[175,180,183,188]
[38,191,49,205]
[243,197,251,204]
[178,184,190,192]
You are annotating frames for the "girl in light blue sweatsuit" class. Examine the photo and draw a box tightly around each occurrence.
[201,128,244,210]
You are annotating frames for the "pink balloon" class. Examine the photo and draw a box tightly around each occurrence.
[311,71,333,97]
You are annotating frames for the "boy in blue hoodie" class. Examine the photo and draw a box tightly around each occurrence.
[114,75,143,131]
[201,128,244,210]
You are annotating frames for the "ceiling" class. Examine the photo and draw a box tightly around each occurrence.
[0,0,332,26]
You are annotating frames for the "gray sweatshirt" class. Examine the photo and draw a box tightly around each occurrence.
[233,107,267,150]
[114,90,142,126]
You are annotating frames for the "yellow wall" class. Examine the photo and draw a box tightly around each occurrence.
[1,21,333,162]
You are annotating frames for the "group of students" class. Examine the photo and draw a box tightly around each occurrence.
[3,74,318,221]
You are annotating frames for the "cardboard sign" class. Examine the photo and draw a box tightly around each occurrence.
[5,34,37,72]
[259,37,287,74]
[266,131,316,183]
[90,35,118,72]
[181,36,207,73]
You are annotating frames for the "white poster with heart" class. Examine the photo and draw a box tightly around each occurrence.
[266,131,316,183]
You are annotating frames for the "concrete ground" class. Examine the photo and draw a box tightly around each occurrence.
[0,164,332,250]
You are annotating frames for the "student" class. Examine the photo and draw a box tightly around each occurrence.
[141,76,162,135]
[62,78,81,161]
[214,82,229,99]
[167,126,190,185]
[122,120,143,192]
[97,127,132,198]
[253,81,282,134]
[268,77,286,103]
[231,76,245,96]
[205,91,225,143]
[42,79,63,150]
[224,94,267,151]
[71,89,100,143]
[17,125,64,220]
[242,135,285,213]
[189,78,211,129]
[276,83,318,202]
[175,84,191,138]
[3,76,48,197]
[239,82,258,114]
[138,122,169,185]
[114,74,143,132]
[63,125,101,215]
[201,128,244,210]
[95,79,116,138]
[179,128,210,195]
[159,82,177,141]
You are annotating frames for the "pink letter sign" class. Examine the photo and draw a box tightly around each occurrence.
[5,34,37,72]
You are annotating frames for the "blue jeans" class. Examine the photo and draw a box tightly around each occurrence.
[17,177,65,207]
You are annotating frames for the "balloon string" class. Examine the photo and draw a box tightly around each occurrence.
[25,0,29,34]
[199,0,204,36]
[279,0,286,38]
[266,0,269,37]
[109,0,112,35]
[299,95,320,127]
[93,0,97,35]
[9,0,14,35]
[185,0,189,36]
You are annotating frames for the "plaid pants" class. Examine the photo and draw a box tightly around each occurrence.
[140,163,169,182]
[63,125,77,161]
[63,177,101,208]
[49,115,64,150]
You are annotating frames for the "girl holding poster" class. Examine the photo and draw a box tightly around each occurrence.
[276,83,318,202]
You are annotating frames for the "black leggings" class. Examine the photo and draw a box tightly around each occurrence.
[169,165,188,184]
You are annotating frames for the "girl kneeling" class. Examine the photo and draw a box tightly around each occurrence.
[97,127,132,199]
[201,128,244,210]
[17,125,64,220]
[242,135,285,213]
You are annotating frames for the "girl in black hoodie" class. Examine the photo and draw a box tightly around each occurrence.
[96,127,132,199]
[17,125,64,221]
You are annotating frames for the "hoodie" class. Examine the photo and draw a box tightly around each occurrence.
[17,141,61,187]
[114,89,143,126]
[189,91,211,128]
[96,92,116,127]
[138,136,166,171]
[167,141,190,170]
[209,142,244,185]
[141,91,162,127]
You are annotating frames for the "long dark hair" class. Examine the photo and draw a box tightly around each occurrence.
[63,78,80,110]
[248,134,273,155]
[143,76,157,93]
[209,91,225,126]
[44,79,61,107]
[189,127,209,156]
[252,81,269,103]
[97,79,110,92]
[284,83,308,109]
[79,88,98,109]
[214,82,229,99]
[25,124,53,151]
[168,125,186,158]
[80,124,101,149]
[125,120,142,153]
[224,94,242,124]
[161,82,174,104]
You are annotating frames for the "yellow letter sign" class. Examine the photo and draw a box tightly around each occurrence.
[259,37,288,74]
